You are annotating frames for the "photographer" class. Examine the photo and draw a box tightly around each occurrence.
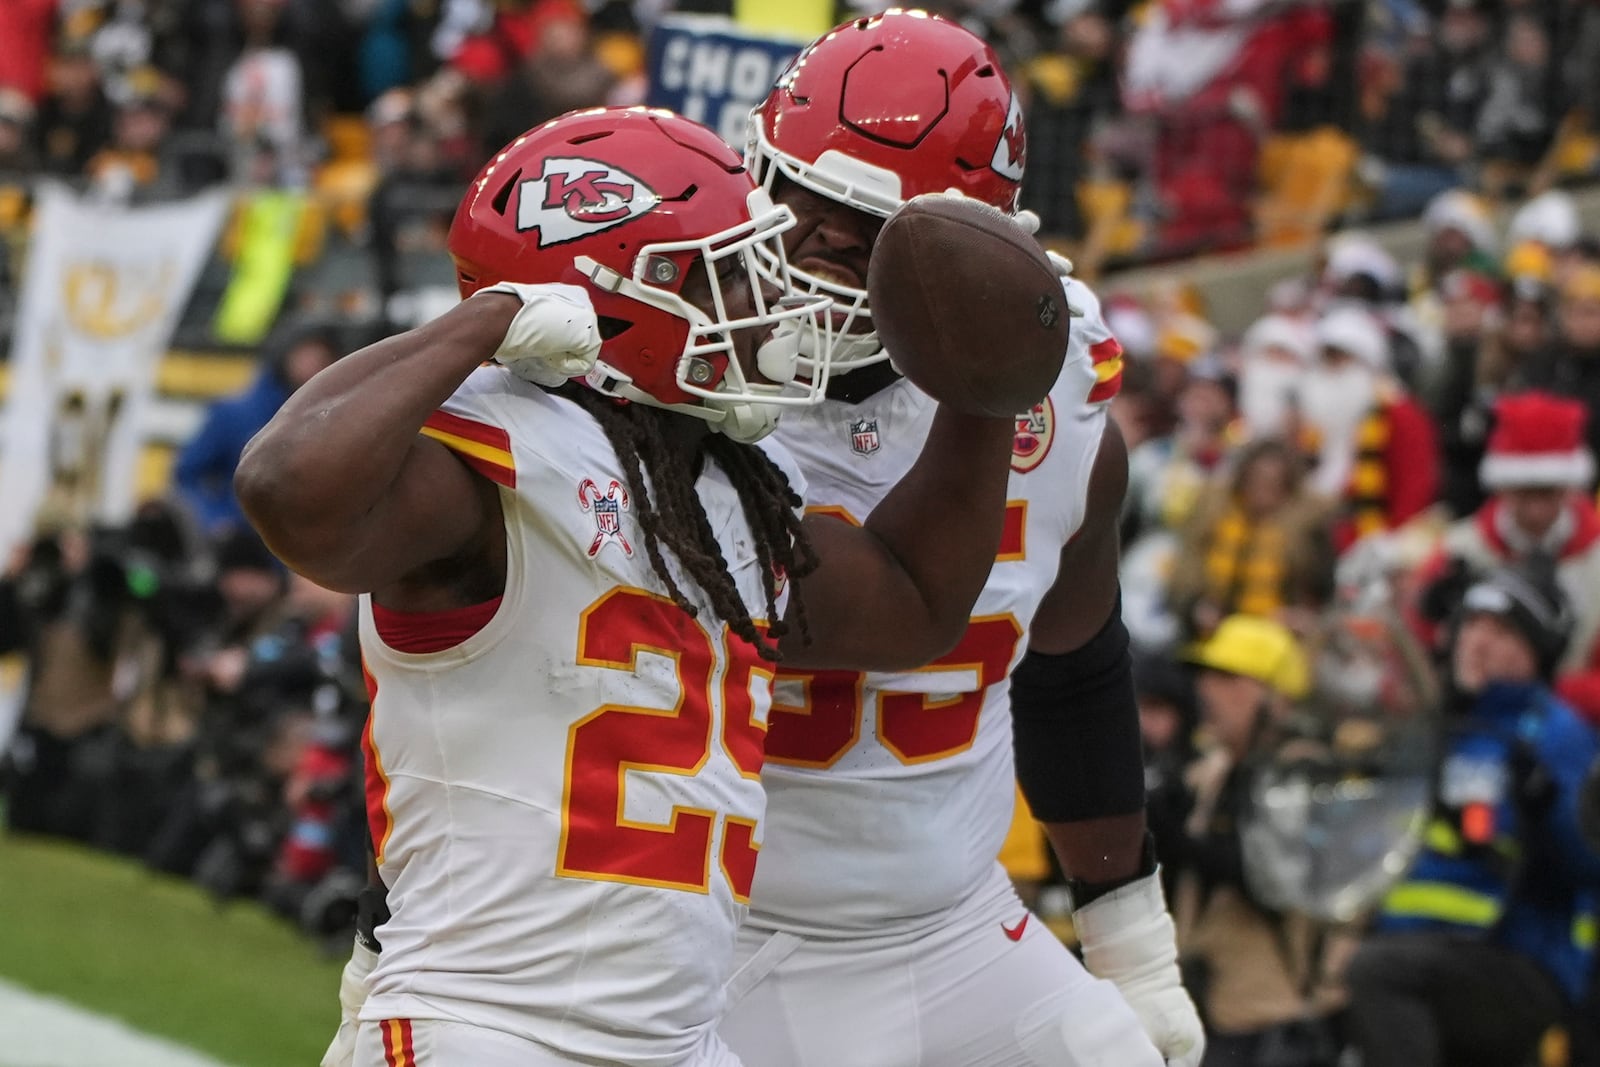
[1167,615,1344,1066]
[2,523,160,842]
[1346,560,1600,1067]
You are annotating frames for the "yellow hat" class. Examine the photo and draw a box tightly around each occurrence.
[1563,265,1600,304]
[1504,240,1553,284]
[1184,615,1311,700]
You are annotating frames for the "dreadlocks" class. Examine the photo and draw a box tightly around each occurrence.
[559,384,817,660]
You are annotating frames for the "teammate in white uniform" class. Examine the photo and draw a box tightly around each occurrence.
[239,108,1032,1067]
[718,14,1206,1066]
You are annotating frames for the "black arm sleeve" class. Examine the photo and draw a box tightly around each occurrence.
[1010,590,1146,823]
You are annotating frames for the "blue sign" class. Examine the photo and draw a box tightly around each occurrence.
[646,16,805,148]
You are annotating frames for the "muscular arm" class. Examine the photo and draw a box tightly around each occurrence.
[235,295,517,595]
[1017,420,1149,886]
[779,408,1015,671]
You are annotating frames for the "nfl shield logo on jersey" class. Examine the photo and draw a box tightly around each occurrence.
[849,417,881,457]
[578,478,634,559]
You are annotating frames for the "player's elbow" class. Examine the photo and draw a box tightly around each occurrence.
[234,435,357,586]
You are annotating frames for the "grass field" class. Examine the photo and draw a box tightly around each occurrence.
[0,834,343,1067]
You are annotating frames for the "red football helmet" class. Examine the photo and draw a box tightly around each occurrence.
[747,10,1026,370]
[449,106,834,441]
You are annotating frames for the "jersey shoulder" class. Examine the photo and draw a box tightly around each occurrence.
[421,366,598,489]
[1060,276,1124,408]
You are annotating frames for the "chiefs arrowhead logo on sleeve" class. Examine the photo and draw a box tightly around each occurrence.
[1012,398,1054,474]
[989,93,1026,183]
[517,157,659,248]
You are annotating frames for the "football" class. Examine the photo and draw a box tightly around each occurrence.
[866,195,1069,418]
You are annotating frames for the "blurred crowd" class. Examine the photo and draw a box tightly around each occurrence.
[4,1,1600,1065]
[1076,184,1600,1065]
[3,0,1600,289]
[0,323,372,949]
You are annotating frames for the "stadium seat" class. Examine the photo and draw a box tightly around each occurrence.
[315,114,379,237]
[1075,178,1145,274]
[1254,127,1358,247]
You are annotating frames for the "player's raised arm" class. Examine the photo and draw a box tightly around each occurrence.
[780,193,1068,670]
[234,285,598,593]
[1013,418,1204,1067]
[784,406,1017,670]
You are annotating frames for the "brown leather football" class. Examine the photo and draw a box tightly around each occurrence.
[865,195,1069,418]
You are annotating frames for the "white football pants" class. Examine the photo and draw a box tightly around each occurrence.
[355,1017,746,1067]
[719,864,1163,1067]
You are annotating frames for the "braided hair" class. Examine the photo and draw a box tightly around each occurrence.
[559,384,817,660]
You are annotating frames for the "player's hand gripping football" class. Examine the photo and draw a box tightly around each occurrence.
[480,281,602,387]
[1073,872,1206,1067]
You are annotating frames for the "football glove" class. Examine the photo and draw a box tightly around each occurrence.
[320,938,378,1067]
[480,281,602,387]
[1074,871,1205,1067]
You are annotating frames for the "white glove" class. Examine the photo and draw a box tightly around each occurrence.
[320,938,379,1067]
[1073,871,1205,1067]
[480,281,601,387]
[1046,250,1076,277]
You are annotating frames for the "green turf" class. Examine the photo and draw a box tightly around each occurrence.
[0,834,343,1067]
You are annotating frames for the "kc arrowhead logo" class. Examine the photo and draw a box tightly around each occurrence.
[517,157,659,248]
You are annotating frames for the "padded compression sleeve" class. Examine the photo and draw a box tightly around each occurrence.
[1010,591,1145,823]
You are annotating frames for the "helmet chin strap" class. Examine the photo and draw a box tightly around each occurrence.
[715,401,780,443]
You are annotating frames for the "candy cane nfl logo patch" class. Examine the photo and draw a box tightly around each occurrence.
[849,417,881,457]
[578,477,633,558]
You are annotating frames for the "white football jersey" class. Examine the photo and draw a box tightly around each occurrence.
[752,277,1122,935]
[358,366,803,1064]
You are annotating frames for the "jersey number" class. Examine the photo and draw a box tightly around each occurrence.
[764,614,1024,768]
[558,588,770,900]
[763,500,1027,769]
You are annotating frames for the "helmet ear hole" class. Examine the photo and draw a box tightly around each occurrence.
[490,169,522,216]
[597,316,633,340]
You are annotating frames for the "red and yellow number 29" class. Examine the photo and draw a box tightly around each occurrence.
[557,588,770,900]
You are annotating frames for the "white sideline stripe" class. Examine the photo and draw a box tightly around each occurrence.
[0,978,238,1067]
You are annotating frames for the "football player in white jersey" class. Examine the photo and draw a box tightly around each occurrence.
[716,13,1206,1067]
[238,108,1036,1067]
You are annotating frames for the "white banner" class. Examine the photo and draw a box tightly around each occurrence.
[0,185,228,558]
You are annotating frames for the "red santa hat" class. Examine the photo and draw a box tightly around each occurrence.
[1480,392,1595,491]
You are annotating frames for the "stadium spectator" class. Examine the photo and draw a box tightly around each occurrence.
[1415,392,1600,727]
[1124,356,1234,547]
[1359,4,1491,220]
[220,0,306,186]
[1167,615,1344,1064]
[1522,265,1600,463]
[174,319,341,535]
[1300,303,1440,550]
[84,65,182,198]
[0,87,37,175]
[33,32,112,177]
[1416,188,1499,297]
[1474,11,1562,196]
[1234,313,1315,442]
[1167,438,1335,640]
[1426,267,1505,515]
[480,1,613,158]
[1346,559,1600,1067]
